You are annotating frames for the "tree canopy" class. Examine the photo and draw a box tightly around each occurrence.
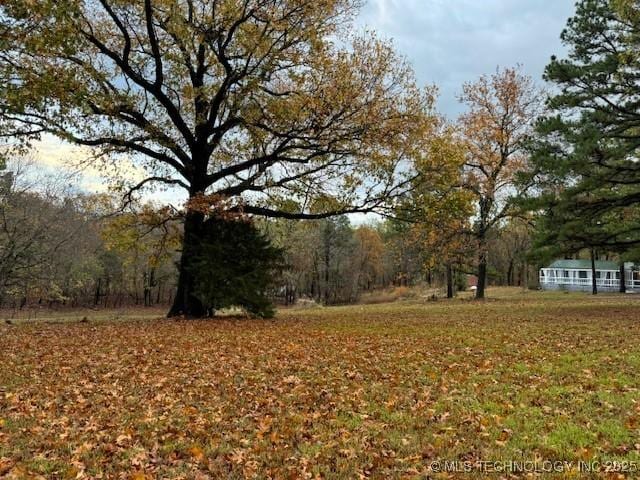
[0,0,434,217]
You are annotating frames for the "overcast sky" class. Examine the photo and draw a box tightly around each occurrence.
[357,0,576,118]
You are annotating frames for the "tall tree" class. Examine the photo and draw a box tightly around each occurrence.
[458,67,543,299]
[354,226,384,291]
[0,0,436,317]
[400,123,474,297]
[526,0,640,262]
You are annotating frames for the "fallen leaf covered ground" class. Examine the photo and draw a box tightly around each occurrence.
[2,290,640,479]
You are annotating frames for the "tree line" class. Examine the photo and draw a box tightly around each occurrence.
[0,161,179,309]
[0,160,536,310]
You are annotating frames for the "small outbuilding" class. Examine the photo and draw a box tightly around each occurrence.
[539,260,640,292]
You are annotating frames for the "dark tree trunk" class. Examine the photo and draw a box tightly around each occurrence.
[620,263,626,293]
[168,210,207,317]
[143,271,150,307]
[324,236,330,305]
[94,278,101,306]
[476,239,488,299]
[475,199,491,300]
[145,268,156,306]
[446,263,454,299]
[290,285,296,305]
[590,248,598,295]
[476,257,487,299]
[507,259,514,286]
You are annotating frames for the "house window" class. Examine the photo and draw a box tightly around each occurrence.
[616,272,620,279]
[563,270,569,278]
[578,271,587,279]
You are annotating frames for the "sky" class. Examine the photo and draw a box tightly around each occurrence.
[30,0,577,197]
[357,0,576,118]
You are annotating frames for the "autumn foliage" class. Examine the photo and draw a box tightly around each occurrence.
[0,0,439,317]
[458,67,543,299]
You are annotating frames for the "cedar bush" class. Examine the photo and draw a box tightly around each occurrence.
[189,218,283,318]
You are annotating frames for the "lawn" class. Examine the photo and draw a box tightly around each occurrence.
[2,289,640,479]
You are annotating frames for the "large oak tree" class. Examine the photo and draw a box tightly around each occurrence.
[0,0,436,316]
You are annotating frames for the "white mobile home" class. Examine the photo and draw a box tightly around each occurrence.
[539,260,640,293]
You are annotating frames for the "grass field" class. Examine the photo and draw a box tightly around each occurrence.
[2,289,640,478]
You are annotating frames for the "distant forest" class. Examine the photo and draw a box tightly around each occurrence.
[1,161,536,310]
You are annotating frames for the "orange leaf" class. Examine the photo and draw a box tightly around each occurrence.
[189,445,205,462]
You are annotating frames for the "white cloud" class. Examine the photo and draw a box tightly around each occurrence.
[29,134,150,196]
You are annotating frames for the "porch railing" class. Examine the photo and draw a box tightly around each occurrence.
[540,276,640,289]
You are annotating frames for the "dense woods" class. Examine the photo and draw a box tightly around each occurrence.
[0,161,179,309]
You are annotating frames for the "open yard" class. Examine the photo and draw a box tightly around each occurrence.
[2,289,640,479]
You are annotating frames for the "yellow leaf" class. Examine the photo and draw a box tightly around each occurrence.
[130,472,149,480]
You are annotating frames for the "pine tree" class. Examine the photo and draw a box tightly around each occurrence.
[528,0,640,255]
